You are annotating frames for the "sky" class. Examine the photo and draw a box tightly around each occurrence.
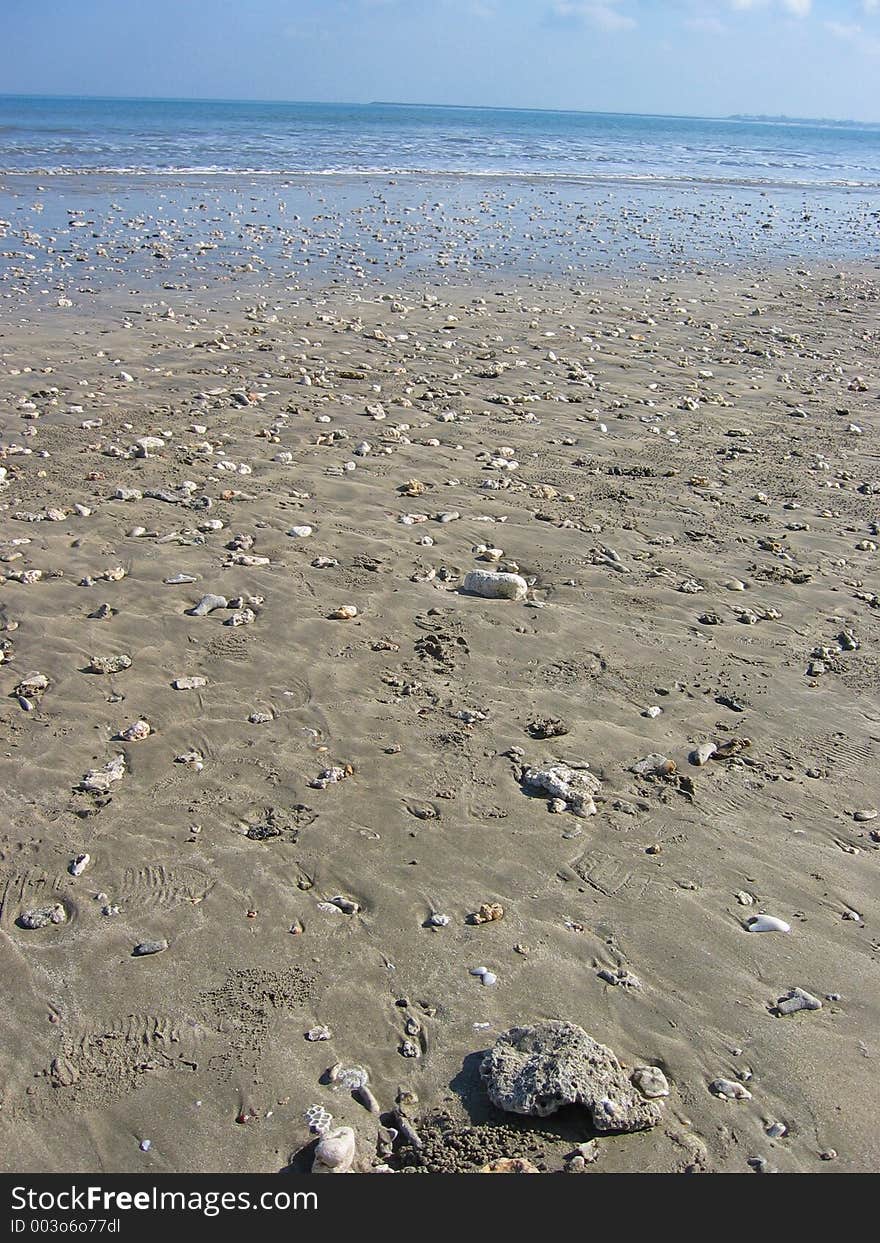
[1,0,878,122]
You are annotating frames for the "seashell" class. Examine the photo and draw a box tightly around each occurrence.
[134,437,165,457]
[17,903,67,929]
[631,1067,670,1099]
[288,525,313,538]
[118,719,151,742]
[746,915,791,933]
[312,1126,356,1174]
[329,605,358,620]
[328,1064,370,1091]
[526,716,568,740]
[310,765,347,789]
[522,764,600,817]
[133,939,168,956]
[854,809,878,822]
[462,570,528,601]
[228,554,270,567]
[598,967,642,989]
[174,749,204,771]
[311,556,338,569]
[14,671,49,698]
[690,742,717,766]
[472,902,504,925]
[328,895,360,915]
[481,972,498,986]
[305,1104,333,1135]
[78,753,126,793]
[87,654,132,674]
[428,912,450,927]
[709,1078,752,1101]
[188,594,227,616]
[172,676,207,690]
[164,574,198,585]
[305,1026,332,1041]
[69,853,90,876]
[225,608,255,627]
[713,737,751,760]
[631,753,676,777]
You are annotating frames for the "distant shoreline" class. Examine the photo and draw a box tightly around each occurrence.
[0,92,876,128]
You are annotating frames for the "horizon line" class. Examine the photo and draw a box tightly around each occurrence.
[0,92,875,128]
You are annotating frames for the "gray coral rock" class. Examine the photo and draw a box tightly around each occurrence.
[480,1021,662,1133]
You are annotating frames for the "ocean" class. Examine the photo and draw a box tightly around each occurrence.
[1,95,879,187]
[1,96,877,294]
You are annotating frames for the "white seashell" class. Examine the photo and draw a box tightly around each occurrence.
[228,554,270,566]
[462,570,528,601]
[428,913,450,927]
[481,972,498,986]
[328,895,360,915]
[69,853,91,876]
[172,676,207,691]
[226,608,255,627]
[288,525,313,538]
[709,1078,752,1101]
[631,1066,670,1099]
[690,742,717,766]
[14,671,49,697]
[305,1104,333,1135]
[523,765,600,817]
[87,654,131,674]
[746,915,791,933]
[78,754,126,794]
[119,719,151,742]
[175,749,204,771]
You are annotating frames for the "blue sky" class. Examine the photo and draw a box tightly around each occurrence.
[1,0,878,121]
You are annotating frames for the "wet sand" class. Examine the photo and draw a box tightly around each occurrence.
[1,259,879,1173]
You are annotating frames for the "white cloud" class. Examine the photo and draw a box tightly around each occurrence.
[549,2,637,31]
[730,0,811,14]
[825,18,880,51]
[685,15,727,34]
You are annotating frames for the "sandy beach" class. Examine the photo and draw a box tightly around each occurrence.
[1,258,878,1173]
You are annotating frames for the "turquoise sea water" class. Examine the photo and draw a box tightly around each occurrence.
[1,95,879,187]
